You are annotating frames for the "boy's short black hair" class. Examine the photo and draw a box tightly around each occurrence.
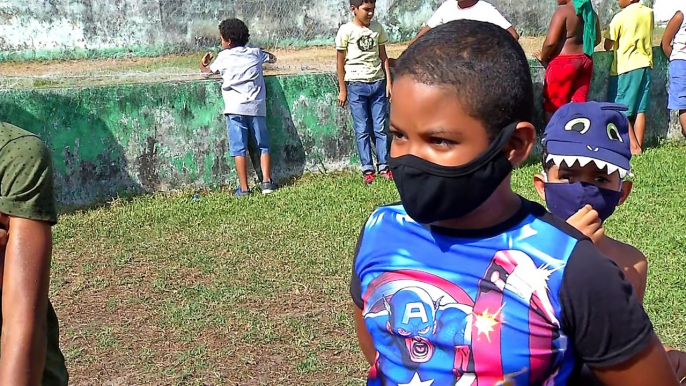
[350,0,375,7]
[393,20,533,140]
[219,18,250,47]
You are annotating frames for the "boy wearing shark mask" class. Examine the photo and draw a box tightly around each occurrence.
[533,101,686,381]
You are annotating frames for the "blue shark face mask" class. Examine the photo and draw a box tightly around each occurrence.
[544,180,622,222]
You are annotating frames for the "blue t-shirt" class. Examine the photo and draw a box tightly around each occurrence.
[209,46,272,117]
[350,198,653,385]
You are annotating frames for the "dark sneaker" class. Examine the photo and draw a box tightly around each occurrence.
[261,180,278,194]
[235,187,251,197]
[363,172,375,184]
[379,169,393,180]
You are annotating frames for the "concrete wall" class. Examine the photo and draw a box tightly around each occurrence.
[0,49,677,208]
[0,0,656,61]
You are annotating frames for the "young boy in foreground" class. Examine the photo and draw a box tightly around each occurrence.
[0,122,68,384]
[336,0,393,184]
[200,18,278,196]
[351,20,679,385]
[661,8,686,137]
[534,101,686,381]
[535,0,600,122]
[604,0,654,154]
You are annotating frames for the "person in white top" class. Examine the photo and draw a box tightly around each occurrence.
[661,7,686,137]
[411,0,518,44]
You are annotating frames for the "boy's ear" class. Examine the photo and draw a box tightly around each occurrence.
[533,174,547,202]
[618,180,633,206]
[504,122,536,168]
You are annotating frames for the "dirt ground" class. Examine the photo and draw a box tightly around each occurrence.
[0,37,546,88]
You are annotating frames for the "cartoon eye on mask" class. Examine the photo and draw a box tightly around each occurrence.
[607,123,623,142]
[564,118,591,134]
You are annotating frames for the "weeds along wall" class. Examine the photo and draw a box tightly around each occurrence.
[0,0,654,61]
[0,50,676,208]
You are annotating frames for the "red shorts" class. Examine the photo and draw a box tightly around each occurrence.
[543,54,594,113]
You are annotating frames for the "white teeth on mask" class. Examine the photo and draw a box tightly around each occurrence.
[546,154,630,179]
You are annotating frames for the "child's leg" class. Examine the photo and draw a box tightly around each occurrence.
[368,80,389,172]
[634,68,651,150]
[227,115,251,192]
[347,82,374,175]
[610,71,642,154]
[250,116,275,187]
[680,110,686,136]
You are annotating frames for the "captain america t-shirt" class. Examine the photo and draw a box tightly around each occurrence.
[350,198,653,385]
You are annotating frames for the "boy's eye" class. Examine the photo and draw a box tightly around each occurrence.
[595,176,609,183]
[430,137,454,146]
[390,130,405,140]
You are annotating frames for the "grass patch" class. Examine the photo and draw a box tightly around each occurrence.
[51,141,686,384]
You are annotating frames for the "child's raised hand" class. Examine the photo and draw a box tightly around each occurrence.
[201,52,213,66]
[567,205,605,244]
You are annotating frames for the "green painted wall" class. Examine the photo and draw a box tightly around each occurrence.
[0,50,677,207]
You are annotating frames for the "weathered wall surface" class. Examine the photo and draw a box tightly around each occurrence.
[0,0,655,61]
[0,50,677,208]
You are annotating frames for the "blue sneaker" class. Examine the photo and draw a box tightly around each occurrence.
[235,187,251,197]
[261,180,278,194]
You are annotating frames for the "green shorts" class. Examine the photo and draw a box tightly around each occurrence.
[608,67,651,117]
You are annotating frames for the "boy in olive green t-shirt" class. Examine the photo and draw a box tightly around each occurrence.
[336,0,392,184]
[0,122,68,385]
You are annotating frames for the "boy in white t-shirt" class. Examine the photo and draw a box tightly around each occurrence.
[411,0,518,45]
[200,18,278,196]
[661,8,686,137]
[336,0,393,184]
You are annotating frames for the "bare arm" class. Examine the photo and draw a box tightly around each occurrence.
[595,11,602,47]
[337,50,347,107]
[379,44,392,97]
[538,11,565,63]
[263,50,277,64]
[410,26,431,47]
[662,12,684,59]
[604,38,615,52]
[507,26,519,41]
[0,218,52,385]
[354,305,376,366]
[592,335,680,385]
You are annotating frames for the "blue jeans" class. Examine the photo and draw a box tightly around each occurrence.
[347,80,389,173]
[226,114,270,157]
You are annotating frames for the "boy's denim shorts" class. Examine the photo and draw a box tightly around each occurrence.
[226,114,270,157]
[669,60,686,111]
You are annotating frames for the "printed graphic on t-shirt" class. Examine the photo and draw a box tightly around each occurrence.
[357,34,376,52]
[355,205,580,386]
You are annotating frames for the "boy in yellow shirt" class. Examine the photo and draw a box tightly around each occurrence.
[336,0,392,184]
[604,0,654,155]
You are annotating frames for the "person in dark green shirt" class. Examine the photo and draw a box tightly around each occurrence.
[0,122,68,385]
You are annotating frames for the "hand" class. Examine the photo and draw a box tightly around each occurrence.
[667,350,686,384]
[338,90,347,107]
[567,205,605,244]
[533,51,542,61]
[201,52,213,66]
[386,83,392,99]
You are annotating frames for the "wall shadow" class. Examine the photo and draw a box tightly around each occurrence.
[0,91,141,212]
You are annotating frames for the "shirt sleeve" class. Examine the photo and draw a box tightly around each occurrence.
[208,54,222,73]
[335,25,349,51]
[606,14,620,41]
[377,24,389,46]
[350,226,366,309]
[0,135,57,224]
[426,2,446,28]
[559,240,654,368]
[484,3,512,30]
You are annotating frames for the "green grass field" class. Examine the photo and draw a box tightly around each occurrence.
[52,141,686,385]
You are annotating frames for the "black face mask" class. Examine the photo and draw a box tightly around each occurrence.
[388,123,517,224]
